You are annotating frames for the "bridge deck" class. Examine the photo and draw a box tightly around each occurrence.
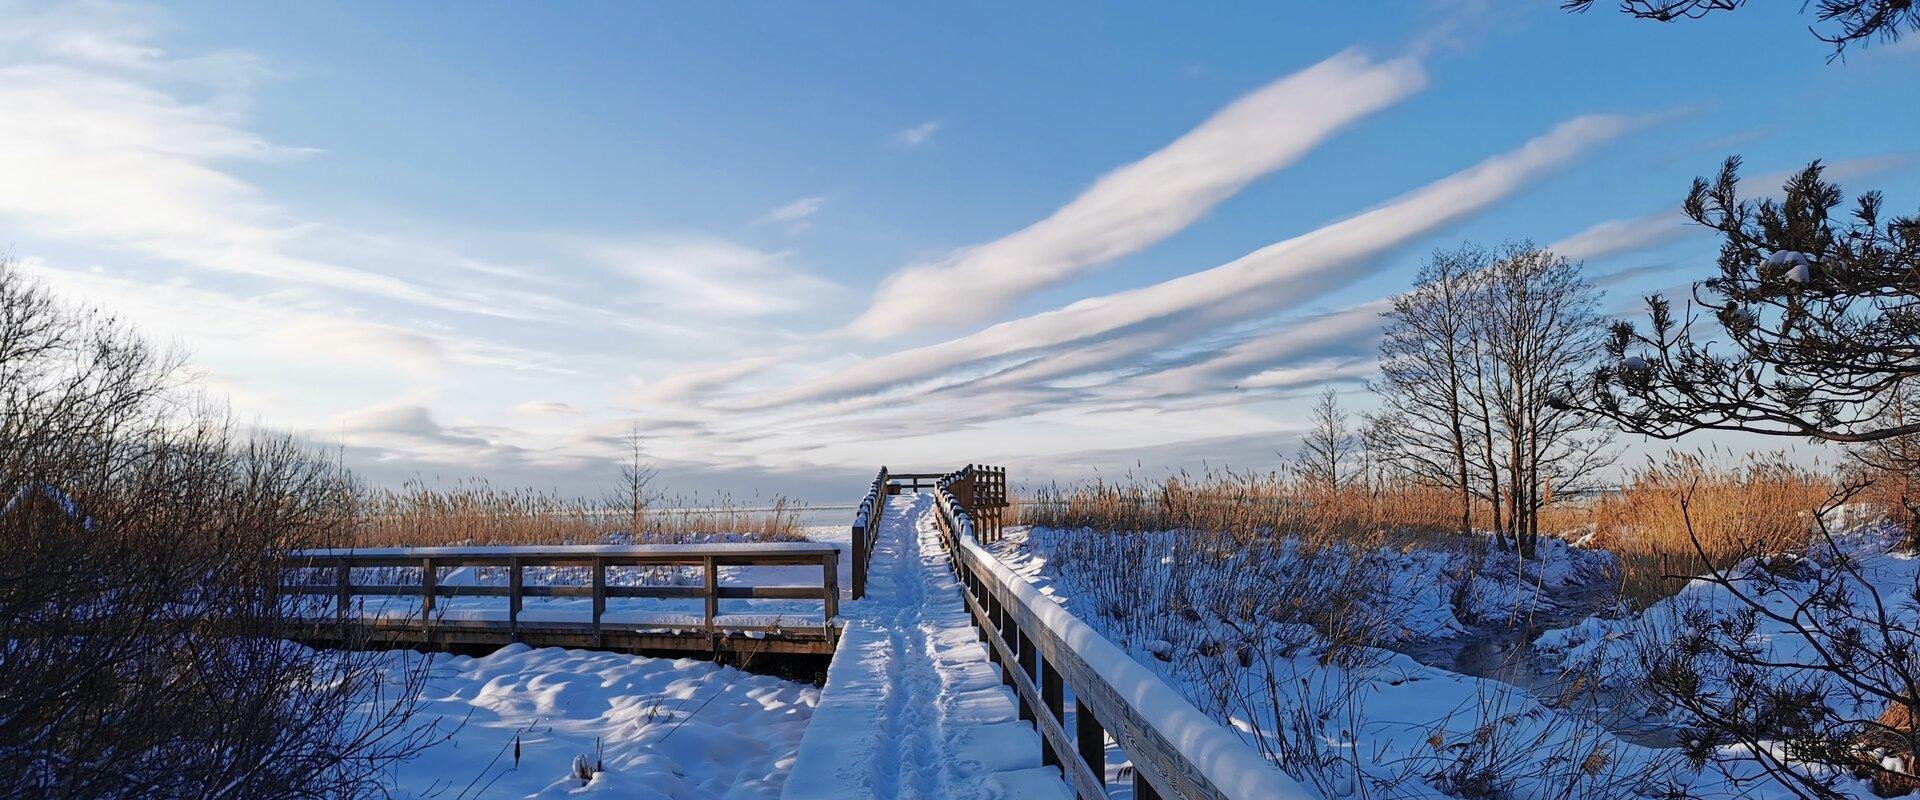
[782,491,1073,800]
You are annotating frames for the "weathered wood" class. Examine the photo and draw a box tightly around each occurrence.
[1016,629,1037,722]
[508,555,522,637]
[1076,698,1106,790]
[703,556,718,629]
[957,564,1107,800]
[1042,659,1065,768]
[420,557,436,615]
[934,466,1293,800]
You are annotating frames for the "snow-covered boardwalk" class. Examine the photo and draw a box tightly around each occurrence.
[782,492,1073,800]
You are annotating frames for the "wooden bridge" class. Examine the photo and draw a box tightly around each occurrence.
[282,464,1304,800]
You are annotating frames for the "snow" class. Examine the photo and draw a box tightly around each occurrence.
[369,644,817,799]
[992,522,1908,799]
[955,521,1314,799]
[782,492,1073,800]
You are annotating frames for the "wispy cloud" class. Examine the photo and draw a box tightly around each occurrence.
[894,120,939,147]
[849,51,1428,339]
[584,236,839,319]
[748,113,1640,409]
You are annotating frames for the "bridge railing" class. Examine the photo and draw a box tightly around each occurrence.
[849,467,889,599]
[279,541,840,643]
[932,466,1310,800]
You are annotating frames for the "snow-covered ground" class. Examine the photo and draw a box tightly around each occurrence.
[783,492,1072,800]
[371,645,817,799]
[994,523,1908,799]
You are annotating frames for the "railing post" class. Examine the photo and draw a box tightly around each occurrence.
[591,556,606,643]
[1016,629,1037,722]
[823,550,839,635]
[508,556,522,639]
[703,556,718,633]
[1041,658,1064,768]
[335,560,349,620]
[850,521,867,600]
[1076,699,1106,789]
[1136,769,1163,800]
[421,557,437,617]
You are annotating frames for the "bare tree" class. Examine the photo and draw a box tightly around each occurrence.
[1370,245,1485,536]
[1371,244,1613,552]
[613,424,659,537]
[1470,244,1615,555]
[1295,387,1358,493]
[0,262,436,798]
[1563,0,1917,55]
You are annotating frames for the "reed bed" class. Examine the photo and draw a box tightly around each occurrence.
[1591,451,1833,608]
[352,479,805,547]
[1018,468,1463,552]
[1022,454,1842,610]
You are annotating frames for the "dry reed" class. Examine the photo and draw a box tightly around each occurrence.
[1591,450,1832,607]
[353,478,805,547]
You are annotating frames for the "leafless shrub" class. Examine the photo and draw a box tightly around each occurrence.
[0,262,436,798]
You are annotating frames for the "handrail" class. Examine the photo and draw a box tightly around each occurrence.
[281,542,839,642]
[931,466,1309,800]
[850,467,889,599]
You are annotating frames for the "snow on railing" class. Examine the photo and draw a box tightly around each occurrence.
[933,465,1310,800]
[850,467,890,599]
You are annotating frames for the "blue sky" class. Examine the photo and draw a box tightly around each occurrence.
[3,0,1915,499]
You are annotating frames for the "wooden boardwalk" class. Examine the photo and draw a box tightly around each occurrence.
[281,464,1307,800]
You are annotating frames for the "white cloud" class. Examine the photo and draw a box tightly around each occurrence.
[632,355,779,406]
[1550,208,1690,262]
[514,400,580,417]
[849,51,1428,339]
[894,121,939,147]
[585,236,839,319]
[766,196,826,223]
[745,113,1639,409]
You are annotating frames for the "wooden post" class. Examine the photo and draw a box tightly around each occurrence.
[421,557,437,616]
[1076,698,1106,788]
[335,560,349,620]
[703,556,718,631]
[1040,658,1064,768]
[1135,769,1163,800]
[850,521,867,600]
[508,556,523,639]
[823,551,839,634]
[1016,629,1037,722]
[591,556,606,641]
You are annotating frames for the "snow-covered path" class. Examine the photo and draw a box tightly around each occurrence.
[782,492,1072,800]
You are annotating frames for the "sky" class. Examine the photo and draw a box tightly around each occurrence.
[3,0,1915,501]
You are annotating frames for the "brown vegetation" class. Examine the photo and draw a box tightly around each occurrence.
[353,479,806,547]
[1022,448,1847,610]
[1591,450,1832,607]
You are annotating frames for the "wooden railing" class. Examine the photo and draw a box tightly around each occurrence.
[931,466,1309,800]
[849,467,889,599]
[279,542,840,650]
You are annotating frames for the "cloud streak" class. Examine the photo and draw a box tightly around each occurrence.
[749,113,1638,410]
[849,51,1428,339]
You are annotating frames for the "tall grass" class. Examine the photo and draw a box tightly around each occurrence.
[1021,453,1840,610]
[1592,451,1832,608]
[1018,467,1462,551]
[353,479,805,547]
